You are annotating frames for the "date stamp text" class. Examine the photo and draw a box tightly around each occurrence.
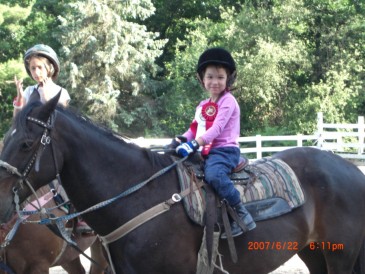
[247,241,299,251]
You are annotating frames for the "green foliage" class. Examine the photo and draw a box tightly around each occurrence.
[0,59,31,137]
[1,0,35,8]
[161,0,365,137]
[0,4,31,61]
[144,0,246,71]
[0,0,365,140]
[54,0,166,134]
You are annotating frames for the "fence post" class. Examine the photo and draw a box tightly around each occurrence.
[256,135,262,159]
[337,135,343,152]
[297,134,303,147]
[358,116,365,154]
[317,112,323,149]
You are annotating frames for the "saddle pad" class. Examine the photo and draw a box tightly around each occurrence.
[176,164,206,226]
[237,158,305,208]
[177,157,305,226]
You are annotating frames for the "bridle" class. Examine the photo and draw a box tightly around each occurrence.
[0,109,197,273]
[0,112,59,199]
[0,111,64,246]
[0,111,108,268]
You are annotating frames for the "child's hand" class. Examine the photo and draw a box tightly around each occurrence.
[40,77,52,101]
[14,75,25,106]
[14,75,24,97]
[176,140,200,157]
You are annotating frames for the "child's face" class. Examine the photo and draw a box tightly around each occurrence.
[202,65,228,97]
[29,57,50,84]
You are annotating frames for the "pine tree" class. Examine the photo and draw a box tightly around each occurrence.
[56,0,166,130]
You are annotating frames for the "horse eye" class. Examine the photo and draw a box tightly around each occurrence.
[21,140,34,151]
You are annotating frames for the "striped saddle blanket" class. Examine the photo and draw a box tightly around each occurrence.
[177,157,305,226]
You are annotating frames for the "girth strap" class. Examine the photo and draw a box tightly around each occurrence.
[102,201,171,244]
[221,201,237,263]
[101,180,205,245]
[100,180,205,274]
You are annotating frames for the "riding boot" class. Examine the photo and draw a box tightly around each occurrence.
[221,202,256,239]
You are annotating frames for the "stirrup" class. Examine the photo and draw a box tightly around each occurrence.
[221,223,244,239]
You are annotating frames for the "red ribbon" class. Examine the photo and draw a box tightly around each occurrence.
[188,101,219,156]
[201,101,218,126]
[201,102,218,156]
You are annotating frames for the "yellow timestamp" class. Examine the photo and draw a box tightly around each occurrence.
[309,241,345,251]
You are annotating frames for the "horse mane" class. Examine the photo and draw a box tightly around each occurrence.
[16,101,172,168]
[60,107,173,167]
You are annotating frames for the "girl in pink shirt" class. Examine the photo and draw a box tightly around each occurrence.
[175,48,256,238]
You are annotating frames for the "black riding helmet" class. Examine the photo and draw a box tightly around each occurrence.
[24,44,60,80]
[196,47,237,88]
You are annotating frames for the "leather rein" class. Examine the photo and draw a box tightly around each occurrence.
[0,111,202,273]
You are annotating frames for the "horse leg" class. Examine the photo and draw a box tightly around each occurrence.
[322,248,361,274]
[25,262,52,274]
[316,230,364,274]
[314,205,365,274]
[89,239,109,274]
[298,245,327,273]
[352,240,365,274]
[61,257,85,274]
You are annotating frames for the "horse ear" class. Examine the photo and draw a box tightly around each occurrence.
[37,91,61,121]
[28,88,41,104]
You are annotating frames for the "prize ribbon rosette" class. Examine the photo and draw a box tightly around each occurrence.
[202,102,218,122]
[201,101,218,156]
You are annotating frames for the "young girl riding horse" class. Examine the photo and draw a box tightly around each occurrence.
[173,47,256,238]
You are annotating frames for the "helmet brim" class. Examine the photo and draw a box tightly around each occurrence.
[197,60,236,74]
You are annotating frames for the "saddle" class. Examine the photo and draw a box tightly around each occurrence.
[189,154,251,182]
[176,155,305,226]
[175,155,306,271]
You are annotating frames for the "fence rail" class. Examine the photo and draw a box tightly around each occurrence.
[132,112,365,162]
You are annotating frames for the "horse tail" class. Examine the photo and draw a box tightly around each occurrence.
[353,239,365,274]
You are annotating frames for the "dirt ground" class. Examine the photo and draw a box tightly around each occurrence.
[50,252,309,274]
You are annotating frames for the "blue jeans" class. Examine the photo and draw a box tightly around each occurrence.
[204,147,241,206]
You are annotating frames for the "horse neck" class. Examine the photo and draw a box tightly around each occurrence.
[53,112,182,237]
[59,113,141,164]
[56,112,164,196]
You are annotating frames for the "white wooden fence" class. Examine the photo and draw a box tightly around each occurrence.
[133,112,365,161]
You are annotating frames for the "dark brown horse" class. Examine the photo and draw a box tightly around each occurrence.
[0,141,108,274]
[0,94,365,273]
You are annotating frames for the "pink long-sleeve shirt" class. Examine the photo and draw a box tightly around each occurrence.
[183,91,240,149]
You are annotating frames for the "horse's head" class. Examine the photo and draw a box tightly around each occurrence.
[0,92,61,223]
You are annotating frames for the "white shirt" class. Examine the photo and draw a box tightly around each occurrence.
[23,84,70,105]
